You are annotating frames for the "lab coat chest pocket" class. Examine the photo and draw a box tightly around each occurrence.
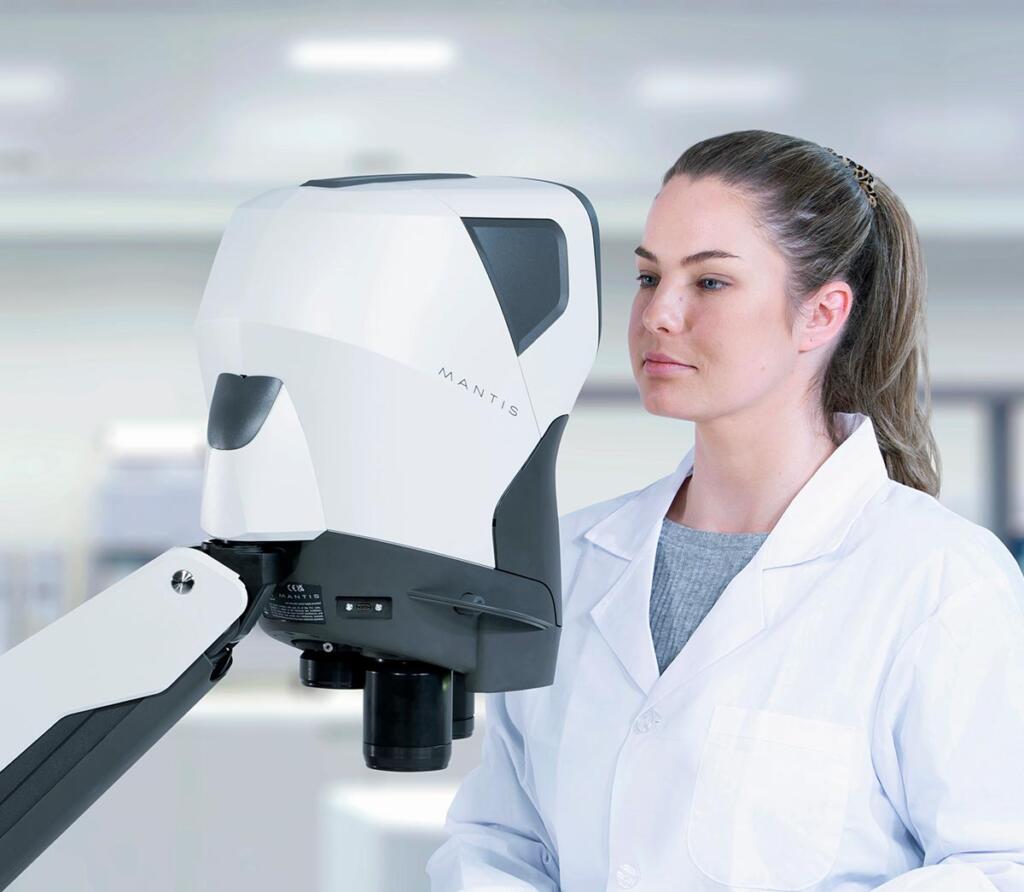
[687,705,854,890]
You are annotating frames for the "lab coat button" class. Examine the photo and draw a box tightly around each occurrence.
[615,863,640,888]
[634,709,659,733]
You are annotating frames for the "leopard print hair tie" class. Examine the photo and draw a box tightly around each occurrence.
[823,146,878,209]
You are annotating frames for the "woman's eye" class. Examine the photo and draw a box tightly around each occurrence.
[698,277,727,291]
[635,273,728,292]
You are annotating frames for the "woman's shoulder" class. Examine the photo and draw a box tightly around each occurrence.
[873,479,1015,564]
[857,478,1024,615]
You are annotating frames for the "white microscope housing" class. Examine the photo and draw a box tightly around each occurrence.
[197,173,600,566]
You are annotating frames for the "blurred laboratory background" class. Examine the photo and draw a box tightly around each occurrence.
[1,1,1022,889]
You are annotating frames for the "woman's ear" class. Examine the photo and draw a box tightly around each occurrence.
[797,279,853,354]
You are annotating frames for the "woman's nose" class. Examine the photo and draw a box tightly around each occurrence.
[642,283,688,333]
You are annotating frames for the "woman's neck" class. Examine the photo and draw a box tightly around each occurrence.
[665,407,838,535]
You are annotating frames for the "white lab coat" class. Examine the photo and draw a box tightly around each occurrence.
[426,411,1024,892]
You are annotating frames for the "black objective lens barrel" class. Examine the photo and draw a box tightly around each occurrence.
[363,659,452,771]
[299,649,366,689]
[452,671,475,740]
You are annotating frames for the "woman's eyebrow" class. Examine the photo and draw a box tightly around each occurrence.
[634,246,742,266]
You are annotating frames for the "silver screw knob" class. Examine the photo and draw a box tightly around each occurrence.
[171,570,194,594]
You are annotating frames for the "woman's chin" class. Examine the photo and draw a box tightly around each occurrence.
[639,388,695,419]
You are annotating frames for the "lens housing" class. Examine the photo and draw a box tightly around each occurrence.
[299,648,366,689]
[362,659,452,771]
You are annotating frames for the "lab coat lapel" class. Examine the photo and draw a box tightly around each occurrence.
[585,449,695,697]
[582,412,890,702]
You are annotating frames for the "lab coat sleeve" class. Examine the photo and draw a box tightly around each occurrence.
[425,690,560,891]
[870,563,1024,892]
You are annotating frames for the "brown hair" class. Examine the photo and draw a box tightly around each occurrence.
[662,129,941,496]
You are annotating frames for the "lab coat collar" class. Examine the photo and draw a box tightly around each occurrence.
[582,411,889,571]
[582,411,890,699]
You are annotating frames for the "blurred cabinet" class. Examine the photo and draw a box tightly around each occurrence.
[0,550,65,652]
[320,784,460,892]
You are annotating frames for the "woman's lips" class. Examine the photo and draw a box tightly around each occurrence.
[643,359,696,376]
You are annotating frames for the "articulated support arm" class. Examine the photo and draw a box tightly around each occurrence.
[0,540,293,890]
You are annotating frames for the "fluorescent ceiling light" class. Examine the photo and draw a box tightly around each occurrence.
[103,422,205,457]
[0,67,62,108]
[288,38,457,72]
[637,67,797,108]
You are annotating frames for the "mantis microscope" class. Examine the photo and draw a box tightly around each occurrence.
[0,173,602,887]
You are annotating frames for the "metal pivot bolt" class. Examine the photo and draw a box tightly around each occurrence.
[171,570,194,594]
[454,593,486,616]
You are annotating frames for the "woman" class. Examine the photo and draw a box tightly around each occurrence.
[426,130,1024,891]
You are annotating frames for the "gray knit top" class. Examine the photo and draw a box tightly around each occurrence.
[649,514,770,676]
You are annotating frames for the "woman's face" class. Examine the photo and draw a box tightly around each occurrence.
[628,174,820,425]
